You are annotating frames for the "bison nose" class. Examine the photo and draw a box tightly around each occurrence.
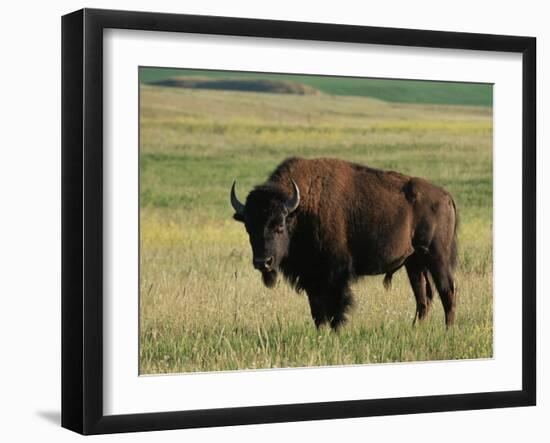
[253,256,274,271]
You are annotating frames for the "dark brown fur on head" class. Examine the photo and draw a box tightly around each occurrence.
[233,184,297,286]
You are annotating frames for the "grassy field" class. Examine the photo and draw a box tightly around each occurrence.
[139,80,493,374]
[140,67,493,106]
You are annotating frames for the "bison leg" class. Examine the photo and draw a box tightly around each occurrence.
[405,255,431,325]
[307,293,329,329]
[306,284,354,331]
[327,285,354,331]
[423,270,434,304]
[427,258,456,327]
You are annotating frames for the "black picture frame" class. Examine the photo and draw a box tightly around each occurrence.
[61,8,536,435]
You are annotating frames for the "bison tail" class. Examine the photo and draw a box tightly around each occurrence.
[383,272,393,290]
[450,197,459,271]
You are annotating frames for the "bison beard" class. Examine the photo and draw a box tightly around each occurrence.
[231,157,458,330]
[261,270,278,288]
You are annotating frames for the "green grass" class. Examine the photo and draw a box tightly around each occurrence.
[139,83,493,374]
[140,68,493,107]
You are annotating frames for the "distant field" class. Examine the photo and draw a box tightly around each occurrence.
[139,82,493,374]
[140,68,493,107]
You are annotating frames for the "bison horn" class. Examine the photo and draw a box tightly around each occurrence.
[285,179,300,213]
[230,180,245,216]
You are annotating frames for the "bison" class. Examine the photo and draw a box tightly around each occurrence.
[230,157,458,329]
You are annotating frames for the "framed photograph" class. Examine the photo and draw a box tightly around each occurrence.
[61,8,536,435]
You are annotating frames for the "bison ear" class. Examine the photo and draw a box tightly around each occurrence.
[233,213,245,223]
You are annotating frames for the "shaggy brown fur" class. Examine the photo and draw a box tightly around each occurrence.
[232,157,458,329]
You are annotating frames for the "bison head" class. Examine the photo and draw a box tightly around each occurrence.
[230,179,300,288]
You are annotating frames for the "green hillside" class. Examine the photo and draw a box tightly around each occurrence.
[139,67,492,107]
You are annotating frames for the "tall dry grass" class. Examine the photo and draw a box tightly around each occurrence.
[139,85,493,374]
